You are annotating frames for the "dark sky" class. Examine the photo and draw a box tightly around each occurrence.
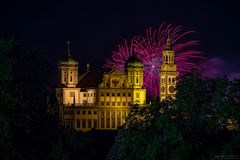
[1,0,240,79]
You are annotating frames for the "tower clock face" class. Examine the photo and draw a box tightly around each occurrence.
[169,86,175,93]
[161,86,165,93]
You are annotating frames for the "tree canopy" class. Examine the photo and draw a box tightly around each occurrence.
[107,73,240,160]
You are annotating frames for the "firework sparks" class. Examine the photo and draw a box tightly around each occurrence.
[104,23,203,99]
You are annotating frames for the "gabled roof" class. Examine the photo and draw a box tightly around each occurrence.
[77,71,105,88]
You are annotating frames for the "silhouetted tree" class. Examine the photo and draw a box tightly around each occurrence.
[0,39,59,159]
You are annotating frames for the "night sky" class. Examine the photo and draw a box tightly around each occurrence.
[1,0,240,80]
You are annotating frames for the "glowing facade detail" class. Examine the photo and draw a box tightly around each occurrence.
[104,23,203,99]
[160,35,178,100]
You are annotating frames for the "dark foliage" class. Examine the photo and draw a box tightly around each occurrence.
[0,39,107,160]
[107,72,240,160]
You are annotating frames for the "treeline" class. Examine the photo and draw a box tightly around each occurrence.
[0,39,113,160]
[107,73,240,159]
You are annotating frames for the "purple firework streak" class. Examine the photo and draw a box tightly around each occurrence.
[104,23,204,99]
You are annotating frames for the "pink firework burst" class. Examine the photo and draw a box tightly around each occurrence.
[104,23,204,99]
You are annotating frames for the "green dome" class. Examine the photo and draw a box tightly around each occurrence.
[126,55,143,68]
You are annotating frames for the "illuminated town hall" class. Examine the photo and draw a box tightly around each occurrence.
[56,37,177,132]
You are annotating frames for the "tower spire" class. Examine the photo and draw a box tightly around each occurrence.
[166,31,172,49]
[67,41,71,57]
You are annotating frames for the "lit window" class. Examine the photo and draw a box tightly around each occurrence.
[107,118,110,128]
[70,92,74,97]
[94,120,97,128]
[82,119,86,128]
[88,120,92,128]
[77,119,80,128]
[101,118,104,128]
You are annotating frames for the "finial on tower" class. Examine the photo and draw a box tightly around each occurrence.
[166,31,172,49]
[67,41,71,57]
[87,64,90,72]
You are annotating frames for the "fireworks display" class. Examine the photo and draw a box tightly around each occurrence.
[104,23,203,99]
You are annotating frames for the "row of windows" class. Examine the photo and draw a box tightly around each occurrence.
[161,77,176,84]
[64,111,73,115]
[83,93,96,97]
[64,71,74,74]
[64,76,74,82]
[76,119,97,129]
[129,72,139,75]
[100,92,132,97]
[100,112,127,128]
[129,77,139,83]
[163,55,174,63]
[100,101,130,106]
[76,110,97,115]
[64,120,72,128]
[101,110,127,117]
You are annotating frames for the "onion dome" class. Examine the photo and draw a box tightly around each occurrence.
[58,41,78,66]
[126,54,144,68]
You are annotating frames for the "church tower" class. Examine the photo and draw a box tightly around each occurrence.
[58,41,78,88]
[160,33,178,100]
[125,54,144,89]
